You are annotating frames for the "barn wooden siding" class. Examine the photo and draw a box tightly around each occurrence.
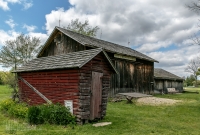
[41,32,85,57]
[154,79,183,93]
[18,69,80,115]
[108,54,154,97]
[18,52,113,122]
[39,32,154,97]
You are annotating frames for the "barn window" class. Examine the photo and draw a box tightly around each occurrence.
[54,33,62,44]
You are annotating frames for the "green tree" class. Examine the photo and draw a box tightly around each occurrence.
[66,19,99,37]
[184,75,196,87]
[0,34,41,70]
[0,75,3,85]
[0,71,9,85]
[0,34,41,101]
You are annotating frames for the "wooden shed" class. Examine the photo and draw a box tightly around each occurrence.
[37,26,158,96]
[16,48,117,123]
[154,68,184,93]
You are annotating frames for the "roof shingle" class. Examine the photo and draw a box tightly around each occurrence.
[154,68,183,80]
[38,26,158,62]
[15,48,117,73]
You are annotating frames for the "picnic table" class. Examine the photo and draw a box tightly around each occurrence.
[118,92,152,103]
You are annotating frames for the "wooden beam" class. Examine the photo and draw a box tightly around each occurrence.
[19,76,52,104]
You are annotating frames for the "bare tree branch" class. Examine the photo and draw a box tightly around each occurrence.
[185,57,200,86]
[66,19,99,37]
[187,1,200,13]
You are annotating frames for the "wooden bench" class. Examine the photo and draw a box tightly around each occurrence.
[167,88,178,94]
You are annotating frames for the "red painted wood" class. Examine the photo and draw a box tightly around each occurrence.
[18,69,80,115]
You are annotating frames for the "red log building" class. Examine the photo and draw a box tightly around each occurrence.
[16,48,117,123]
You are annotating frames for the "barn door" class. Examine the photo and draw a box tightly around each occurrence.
[90,72,103,120]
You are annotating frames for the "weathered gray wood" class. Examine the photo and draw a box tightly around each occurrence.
[154,68,183,94]
[90,72,103,120]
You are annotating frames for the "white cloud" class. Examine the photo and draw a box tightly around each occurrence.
[23,24,37,32]
[5,18,17,29]
[137,41,172,52]
[0,29,19,47]
[0,0,9,10]
[6,0,20,3]
[22,0,32,10]
[149,45,199,77]
[28,32,48,45]
[0,0,32,11]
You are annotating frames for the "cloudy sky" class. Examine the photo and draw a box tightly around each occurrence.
[0,0,200,77]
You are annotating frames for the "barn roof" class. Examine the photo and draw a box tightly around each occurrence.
[15,48,118,73]
[154,68,184,81]
[37,26,158,62]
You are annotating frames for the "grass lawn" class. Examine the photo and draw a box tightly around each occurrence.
[0,85,12,102]
[0,85,200,135]
[184,87,200,92]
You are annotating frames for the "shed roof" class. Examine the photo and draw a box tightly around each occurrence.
[37,26,158,62]
[154,68,184,81]
[15,48,118,73]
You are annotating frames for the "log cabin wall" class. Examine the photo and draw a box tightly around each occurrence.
[78,52,113,121]
[18,69,80,115]
[154,79,183,93]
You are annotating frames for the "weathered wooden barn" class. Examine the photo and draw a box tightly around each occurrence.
[154,68,184,93]
[16,48,117,122]
[37,26,158,96]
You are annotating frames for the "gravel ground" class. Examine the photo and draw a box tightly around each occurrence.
[137,97,182,106]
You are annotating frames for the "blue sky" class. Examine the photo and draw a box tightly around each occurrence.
[0,0,70,33]
[0,0,200,77]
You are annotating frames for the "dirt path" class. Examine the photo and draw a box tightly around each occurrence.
[137,97,182,105]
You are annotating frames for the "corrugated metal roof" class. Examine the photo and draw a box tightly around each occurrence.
[15,48,118,73]
[38,26,158,62]
[154,68,184,80]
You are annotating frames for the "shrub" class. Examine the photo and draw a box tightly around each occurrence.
[8,102,28,119]
[0,99,15,111]
[0,99,28,118]
[27,106,43,124]
[27,103,76,125]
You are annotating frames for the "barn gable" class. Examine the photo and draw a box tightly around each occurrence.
[37,26,158,62]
